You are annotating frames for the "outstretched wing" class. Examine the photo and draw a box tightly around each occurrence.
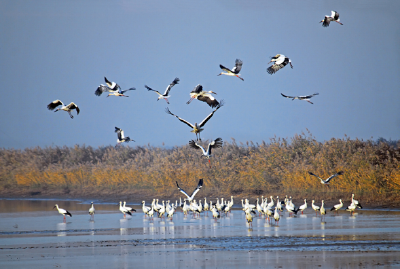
[267,57,291,74]
[299,93,319,99]
[189,140,204,151]
[325,171,344,183]
[199,100,224,127]
[115,127,122,133]
[165,108,194,128]
[145,85,161,95]
[197,94,219,108]
[176,181,190,199]
[164,77,180,95]
[190,84,203,94]
[232,59,243,74]
[219,64,232,73]
[322,16,331,27]
[67,103,79,114]
[120,87,136,94]
[47,100,63,110]
[95,85,111,96]
[308,171,324,181]
[189,178,203,199]
[207,137,223,154]
[281,93,295,99]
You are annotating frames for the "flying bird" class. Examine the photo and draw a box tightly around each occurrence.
[189,138,223,167]
[47,100,80,119]
[165,100,224,141]
[145,77,180,104]
[267,54,293,75]
[176,178,203,203]
[320,11,343,27]
[95,77,135,97]
[308,171,344,185]
[281,93,319,104]
[218,59,244,81]
[115,127,135,144]
[187,84,219,108]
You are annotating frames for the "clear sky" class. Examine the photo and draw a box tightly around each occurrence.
[1,0,399,149]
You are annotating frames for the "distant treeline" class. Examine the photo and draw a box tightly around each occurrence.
[0,132,399,204]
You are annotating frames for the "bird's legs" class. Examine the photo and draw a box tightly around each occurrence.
[335,21,343,25]
[236,75,244,81]
[164,98,169,104]
[186,97,195,104]
[68,111,74,119]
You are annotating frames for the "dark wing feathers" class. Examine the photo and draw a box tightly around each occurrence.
[165,108,194,128]
[232,59,243,74]
[145,85,160,94]
[281,93,294,99]
[199,100,224,127]
[219,64,232,73]
[47,100,62,110]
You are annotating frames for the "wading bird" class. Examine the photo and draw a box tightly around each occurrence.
[176,178,203,203]
[320,200,327,220]
[123,201,136,213]
[165,101,224,141]
[320,11,343,27]
[218,59,244,81]
[187,84,219,108]
[331,199,343,214]
[189,138,223,167]
[145,77,179,104]
[47,100,80,119]
[89,202,95,219]
[95,77,136,97]
[53,204,72,220]
[312,200,320,216]
[115,127,134,144]
[274,207,280,225]
[267,54,293,75]
[351,194,363,209]
[119,201,132,218]
[308,171,344,185]
[281,93,319,104]
[299,199,308,214]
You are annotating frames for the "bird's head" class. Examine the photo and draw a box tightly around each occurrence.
[53,204,58,209]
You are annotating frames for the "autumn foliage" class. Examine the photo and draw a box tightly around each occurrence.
[0,132,399,204]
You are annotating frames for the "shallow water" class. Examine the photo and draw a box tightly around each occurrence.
[1,199,400,268]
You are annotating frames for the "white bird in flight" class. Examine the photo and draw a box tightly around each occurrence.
[187,84,219,108]
[308,171,344,185]
[189,138,223,167]
[281,93,319,104]
[47,100,80,119]
[218,59,244,81]
[145,77,180,104]
[320,11,343,27]
[267,54,293,75]
[115,127,135,144]
[176,178,203,203]
[95,77,136,97]
[165,100,224,141]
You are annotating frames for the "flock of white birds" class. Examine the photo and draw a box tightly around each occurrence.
[51,11,353,225]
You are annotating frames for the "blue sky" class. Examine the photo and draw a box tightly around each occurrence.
[1,0,399,149]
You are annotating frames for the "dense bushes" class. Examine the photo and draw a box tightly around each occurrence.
[0,133,399,201]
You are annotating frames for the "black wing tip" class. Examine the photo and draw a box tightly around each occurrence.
[337,171,344,175]
[198,178,203,186]
[308,171,315,176]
